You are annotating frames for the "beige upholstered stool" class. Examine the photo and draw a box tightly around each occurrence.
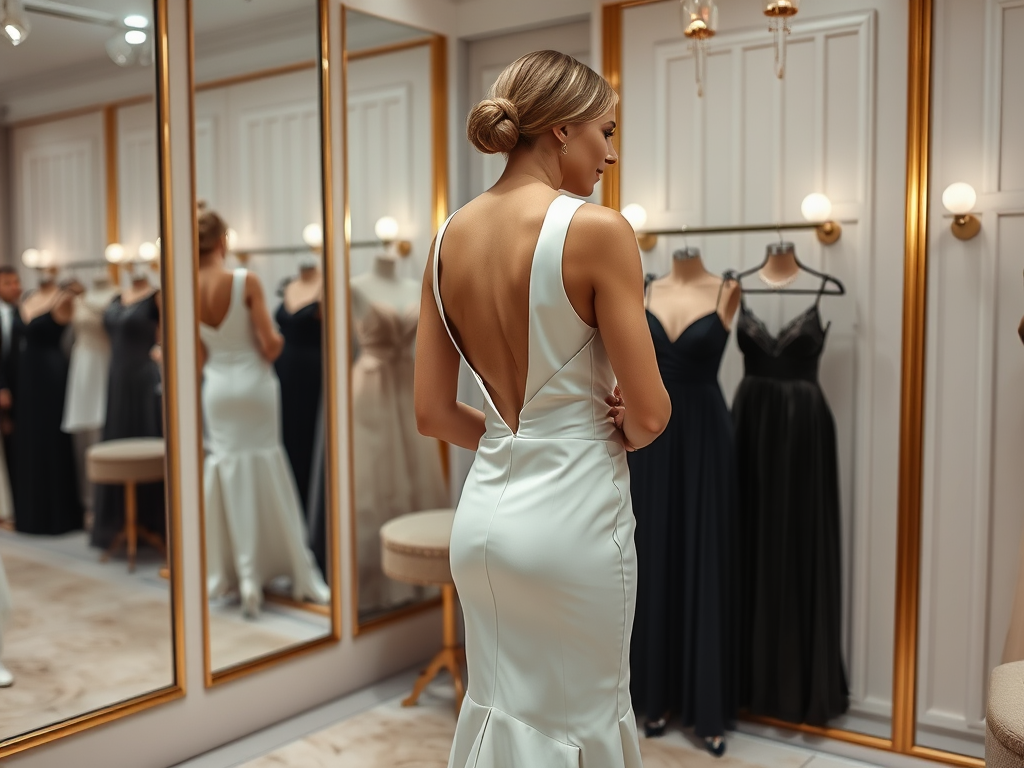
[87,437,166,573]
[987,661,1024,767]
[381,508,465,714]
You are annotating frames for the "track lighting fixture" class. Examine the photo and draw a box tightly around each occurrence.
[1,0,30,46]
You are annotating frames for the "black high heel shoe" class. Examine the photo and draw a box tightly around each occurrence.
[644,716,668,738]
[704,735,726,757]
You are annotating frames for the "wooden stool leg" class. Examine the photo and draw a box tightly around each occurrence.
[125,481,137,573]
[402,584,465,714]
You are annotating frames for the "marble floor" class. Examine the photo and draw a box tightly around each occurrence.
[176,672,924,768]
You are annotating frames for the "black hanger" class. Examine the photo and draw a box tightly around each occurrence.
[732,240,845,296]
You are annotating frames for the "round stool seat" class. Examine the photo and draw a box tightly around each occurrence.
[380,509,454,587]
[86,438,165,485]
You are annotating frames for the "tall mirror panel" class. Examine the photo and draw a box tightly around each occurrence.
[191,0,338,680]
[616,0,908,743]
[343,8,448,629]
[0,0,179,751]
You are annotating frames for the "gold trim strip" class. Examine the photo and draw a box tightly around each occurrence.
[601,3,624,211]
[103,106,120,283]
[346,36,434,62]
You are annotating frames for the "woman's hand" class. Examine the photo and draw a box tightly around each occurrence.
[605,385,637,452]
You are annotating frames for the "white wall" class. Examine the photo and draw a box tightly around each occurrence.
[618,0,908,738]
[916,0,1024,758]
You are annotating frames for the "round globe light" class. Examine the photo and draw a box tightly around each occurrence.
[37,249,54,268]
[21,248,40,268]
[942,182,977,215]
[137,241,158,261]
[125,29,147,45]
[374,216,399,242]
[302,223,323,248]
[801,193,832,222]
[124,14,148,28]
[621,203,648,231]
[226,228,238,252]
[105,243,126,263]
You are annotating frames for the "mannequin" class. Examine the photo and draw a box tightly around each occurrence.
[284,258,322,312]
[350,252,447,615]
[629,247,740,755]
[757,241,801,289]
[121,266,156,306]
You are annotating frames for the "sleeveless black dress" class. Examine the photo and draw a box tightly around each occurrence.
[629,278,739,739]
[732,282,849,725]
[91,293,165,549]
[14,310,83,534]
[274,299,322,521]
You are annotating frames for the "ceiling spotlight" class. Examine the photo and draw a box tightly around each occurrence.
[106,33,135,66]
[1,0,31,46]
[123,14,148,28]
[124,29,146,45]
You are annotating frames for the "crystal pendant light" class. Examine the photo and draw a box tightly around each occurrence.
[764,0,799,79]
[680,0,717,98]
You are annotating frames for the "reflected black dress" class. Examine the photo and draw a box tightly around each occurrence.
[91,293,165,549]
[14,311,83,534]
[274,300,322,521]
[732,283,848,725]
[629,279,738,739]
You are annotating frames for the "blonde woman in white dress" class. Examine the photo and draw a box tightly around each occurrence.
[416,51,671,767]
[197,206,329,619]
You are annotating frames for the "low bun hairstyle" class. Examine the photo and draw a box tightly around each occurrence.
[466,50,617,156]
[197,201,228,257]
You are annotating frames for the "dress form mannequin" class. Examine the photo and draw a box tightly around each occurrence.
[350,253,419,317]
[284,260,322,313]
[20,274,73,325]
[121,269,156,306]
[646,248,740,337]
[758,242,801,288]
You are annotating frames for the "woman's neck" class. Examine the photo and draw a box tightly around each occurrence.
[372,254,398,280]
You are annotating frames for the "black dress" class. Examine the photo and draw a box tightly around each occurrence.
[90,293,165,549]
[732,283,849,726]
[14,310,83,535]
[628,279,739,739]
[275,300,322,521]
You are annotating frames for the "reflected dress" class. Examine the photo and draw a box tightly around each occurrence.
[201,269,328,613]
[437,195,642,768]
[91,293,164,549]
[14,311,83,535]
[732,284,849,725]
[628,279,738,739]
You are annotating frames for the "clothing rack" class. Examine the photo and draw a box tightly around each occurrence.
[231,245,314,256]
[62,259,111,269]
[349,240,380,249]
[637,219,855,237]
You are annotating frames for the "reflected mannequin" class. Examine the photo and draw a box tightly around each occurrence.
[197,206,328,618]
[351,253,447,614]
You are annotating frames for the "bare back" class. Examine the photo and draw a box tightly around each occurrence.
[435,186,592,432]
[197,268,236,329]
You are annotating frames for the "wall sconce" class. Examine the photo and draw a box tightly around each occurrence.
[800,193,842,244]
[137,241,157,261]
[104,243,126,264]
[302,223,323,251]
[374,215,412,257]
[621,203,658,252]
[941,182,981,240]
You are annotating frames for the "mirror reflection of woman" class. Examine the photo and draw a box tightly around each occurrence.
[415,51,670,766]
[196,205,329,618]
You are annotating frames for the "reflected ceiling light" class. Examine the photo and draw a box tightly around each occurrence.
[124,29,146,45]
[374,216,399,243]
[941,182,981,240]
[800,192,841,244]
[1,0,30,46]
[137,241,158,261]
[302,223,323,249]
[105,243,126,263]
[37,249,54,268]
[21,248,40,268]
[226,228,238,252]
[123,14,147,28]
[764,0,799,78]
[106,33,134,66]
[621,203,657,252]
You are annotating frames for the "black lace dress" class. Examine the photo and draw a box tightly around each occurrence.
[732,281,849,725]
[629,278,739,739]
[14,310,83,534]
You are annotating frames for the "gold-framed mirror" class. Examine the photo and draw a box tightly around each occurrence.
[188,0,341,685]
[340,7,449,633]
[0,0,183,757]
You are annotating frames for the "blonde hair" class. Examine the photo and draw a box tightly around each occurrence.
[466,50,617,155]
[197,201,228,257]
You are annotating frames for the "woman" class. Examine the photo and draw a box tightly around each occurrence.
[415,51,671,767]
[196,205,328,619]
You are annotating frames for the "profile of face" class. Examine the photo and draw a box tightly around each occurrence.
[0,273,23,305]
[556,106,618,198]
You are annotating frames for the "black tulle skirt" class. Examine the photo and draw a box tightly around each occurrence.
[732,374,849,725]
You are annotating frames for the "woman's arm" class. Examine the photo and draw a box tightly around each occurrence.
[244,272,285,362]
[414,241,486,451]
[569,206,671,449]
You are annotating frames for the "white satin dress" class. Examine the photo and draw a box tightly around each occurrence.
[200,269,329,614]
[435,195,643,768]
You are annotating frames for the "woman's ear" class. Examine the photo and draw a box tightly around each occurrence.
[551,124,569,143]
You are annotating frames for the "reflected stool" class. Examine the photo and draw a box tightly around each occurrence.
[380,508,465,715]
[987,660,1024,766]
[87,437,166,573]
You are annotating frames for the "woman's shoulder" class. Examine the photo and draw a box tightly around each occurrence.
[565,202,638,263]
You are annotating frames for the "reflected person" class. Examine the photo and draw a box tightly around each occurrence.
[0,266,22,510]
[196,204,329,618]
